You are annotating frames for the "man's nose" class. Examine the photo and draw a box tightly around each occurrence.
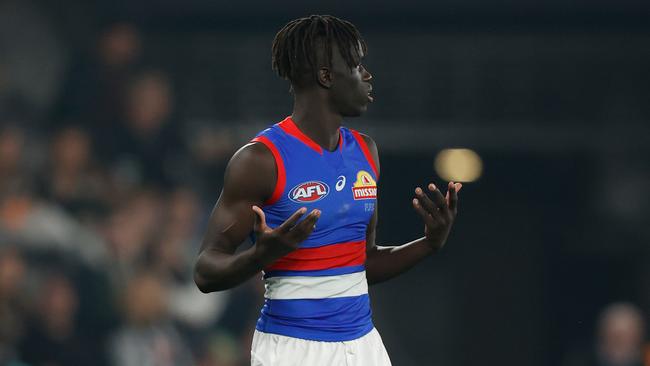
[363,67,372,82]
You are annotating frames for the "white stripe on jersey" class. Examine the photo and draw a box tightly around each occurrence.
[264,271,368,300]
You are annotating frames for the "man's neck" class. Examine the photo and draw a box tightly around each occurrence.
[291,92,342,152]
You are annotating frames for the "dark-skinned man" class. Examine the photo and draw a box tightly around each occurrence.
[194,15,462,366]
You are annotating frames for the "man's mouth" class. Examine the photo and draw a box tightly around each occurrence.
[367,88,374,103]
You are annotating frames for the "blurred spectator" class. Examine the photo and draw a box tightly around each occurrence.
[105,70,189,189]
[18,273,97,365]
[38,126,111,220]
[185,124,236,200]
[150,187,231,332]
[0,125,107,268]
[564,302,646,366]
[0,247,27,364]
[109,271,194,366]
[151,187,201,277]
[102,188,164,285]
[0,126,32,197]
[597,303,646,366]
[53,22,142,131]
[0,186,107,268]
[99,23,142,69]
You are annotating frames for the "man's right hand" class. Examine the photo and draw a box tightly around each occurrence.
[251,206,321,266]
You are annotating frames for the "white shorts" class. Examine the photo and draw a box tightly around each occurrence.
[251,328,392,366]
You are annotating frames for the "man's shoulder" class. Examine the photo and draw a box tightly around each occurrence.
[343,126,376,149]
[221,141,276,202]
[358,132,377,150]
[344,127,380,175]
[230,141,275,169]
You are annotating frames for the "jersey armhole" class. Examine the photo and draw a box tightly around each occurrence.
[350,129,379,179]
[251,136,286,206]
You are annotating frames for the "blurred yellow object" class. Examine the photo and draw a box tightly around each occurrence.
[434,148,483,182]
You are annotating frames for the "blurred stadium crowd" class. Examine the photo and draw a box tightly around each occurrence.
[0,19,262,366]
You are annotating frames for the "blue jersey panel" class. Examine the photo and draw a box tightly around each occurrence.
[252,118,378,342]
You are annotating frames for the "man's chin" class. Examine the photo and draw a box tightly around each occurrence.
[342,106,367,118]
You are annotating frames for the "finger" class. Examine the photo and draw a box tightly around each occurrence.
[414,187,440,217]
[291,209,321,238]
[288,209,321,242]
[412,198,439,227]
[276,207,307,233]
[427,183,448,210]
[251,206,267,233]
[445,181,454,204]
[447,182,459,212]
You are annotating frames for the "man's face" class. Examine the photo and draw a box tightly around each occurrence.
[327,44,373,117]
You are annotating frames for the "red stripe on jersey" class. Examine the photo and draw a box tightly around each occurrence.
[278,117,323,154]
[279,116,345,154]
[265,240,367,272]
[251,136,286,206]
[350,130,379,178]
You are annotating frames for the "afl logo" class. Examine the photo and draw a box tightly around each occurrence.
[288,181,330,203]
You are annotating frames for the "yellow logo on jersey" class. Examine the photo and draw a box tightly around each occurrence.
[352,170,377,200]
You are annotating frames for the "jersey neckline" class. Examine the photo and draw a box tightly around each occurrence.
[278,116,343,154]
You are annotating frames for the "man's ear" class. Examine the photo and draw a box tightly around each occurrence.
[316,67,332,89]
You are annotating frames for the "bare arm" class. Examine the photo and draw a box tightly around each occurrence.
[194,142,320,293]
[361,134,462,285]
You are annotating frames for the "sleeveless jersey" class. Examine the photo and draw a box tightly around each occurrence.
[251,116,379,342]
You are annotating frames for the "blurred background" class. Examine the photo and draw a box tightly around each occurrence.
[0,0,649,365]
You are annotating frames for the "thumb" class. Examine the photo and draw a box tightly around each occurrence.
[252,205,267,233]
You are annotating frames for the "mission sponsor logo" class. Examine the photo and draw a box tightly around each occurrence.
[352,170,377,200]
[288,181,330,203]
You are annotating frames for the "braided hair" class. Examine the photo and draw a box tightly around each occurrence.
[271,15,367,89]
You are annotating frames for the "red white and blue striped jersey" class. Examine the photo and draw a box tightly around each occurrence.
[251,116,379,342]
